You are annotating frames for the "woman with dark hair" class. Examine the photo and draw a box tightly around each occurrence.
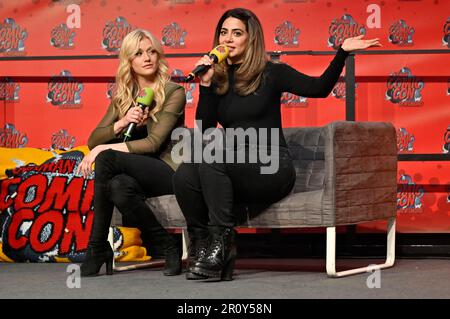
[77,29,186,277]
[173,8,381,281]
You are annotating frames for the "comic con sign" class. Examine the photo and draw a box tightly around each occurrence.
[397,174,424,213]
[0,77,20,102]
[328,14,365,49]
[0,124,28,148]
[0,18,27,55]
[386,67,424,106]
[0,151,94,262]
[47,70,84,108]
[102,17,134,52]
[50,23,76,49]
[51,129,76,150]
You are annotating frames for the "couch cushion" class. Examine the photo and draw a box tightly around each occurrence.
[283,127,326,193]
[148,189,333,228]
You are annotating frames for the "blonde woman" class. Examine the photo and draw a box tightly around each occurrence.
[78,29,186,277]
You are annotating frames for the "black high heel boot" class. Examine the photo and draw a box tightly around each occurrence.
[191,226,236,281]
[186,227,209,280]
[147,228,182,276]
[163,244,182,276]
[80,243,114,277]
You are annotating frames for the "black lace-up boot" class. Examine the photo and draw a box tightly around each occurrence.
[191,226,236,281]
[185,227,210,280]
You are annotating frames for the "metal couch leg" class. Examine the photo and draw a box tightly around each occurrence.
[326,217,396,277]
[181,227,189,261]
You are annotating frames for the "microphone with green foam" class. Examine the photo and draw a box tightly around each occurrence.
[123,87,154,142]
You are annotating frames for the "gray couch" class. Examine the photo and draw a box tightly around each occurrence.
[116,121,398,277]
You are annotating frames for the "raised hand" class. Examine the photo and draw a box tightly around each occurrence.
[341,35,382,52]
[196,55,215,87]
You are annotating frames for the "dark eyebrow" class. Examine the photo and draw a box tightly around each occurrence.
[221,27,244,32]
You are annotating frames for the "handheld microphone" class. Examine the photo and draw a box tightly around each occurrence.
[184,44,229,82]
[123,87,154,142]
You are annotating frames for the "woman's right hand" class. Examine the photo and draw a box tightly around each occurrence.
[76,144,108,178]
[196,55,215,86]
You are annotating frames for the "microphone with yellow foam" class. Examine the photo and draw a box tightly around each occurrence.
[184,45,229,82]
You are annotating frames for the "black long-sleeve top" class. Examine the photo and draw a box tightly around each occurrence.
[196,47,349,148]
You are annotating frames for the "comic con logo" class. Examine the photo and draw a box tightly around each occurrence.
[0,152,94,262]
[171,69,184,82]
[162,22,187,48]
[443,17,450,48]
[170,0,195,3]
[397,174,424,212]
[274,21,300,47]
[50,23,75,49]
[102,17,134,52]
[0,77,20,101]
[47,70,83,108]
[51,129,76,150]
[281,92,308,107]
[0,18,27,54]
[328,14,365,49]
[106,81,117,100]
[184,82,196,107]
[443,125,450,154]
[397,128,415,153]
[388,20,414,46]
[331,80,357,100]
[171,69,196,107]
[0,124,28,148]
[386,67,424,106]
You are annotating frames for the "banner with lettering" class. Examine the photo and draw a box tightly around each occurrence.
[0,0,448,233]
[0,146,151,262]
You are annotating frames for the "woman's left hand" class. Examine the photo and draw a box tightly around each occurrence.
[76,145,108,178]
[136,106,150,127]
[341,35,382,52]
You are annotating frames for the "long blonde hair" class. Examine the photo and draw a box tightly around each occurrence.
[113,29,170,121]
[212,8,267,96]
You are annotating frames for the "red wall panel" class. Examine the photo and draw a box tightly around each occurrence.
[1,0,448,233]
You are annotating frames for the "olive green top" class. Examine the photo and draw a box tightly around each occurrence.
[87,81,186,171]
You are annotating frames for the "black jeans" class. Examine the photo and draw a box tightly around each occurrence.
[88,149,174,246]
[172,146,296,228]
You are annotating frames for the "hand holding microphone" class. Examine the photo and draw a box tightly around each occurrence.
[123,87,154,142]
[184,45,229,83]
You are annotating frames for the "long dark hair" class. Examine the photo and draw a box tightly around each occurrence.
[212,8,267,96]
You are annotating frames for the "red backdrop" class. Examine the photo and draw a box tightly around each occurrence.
[0,0,449,233]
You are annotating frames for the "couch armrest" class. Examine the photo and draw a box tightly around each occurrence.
[324,121,398,225]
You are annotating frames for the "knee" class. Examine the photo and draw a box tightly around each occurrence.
[94,149,117,176]
[198,162,227,178]
[95,149,116,166]
[172,163,199,194]
[107,174,141,209]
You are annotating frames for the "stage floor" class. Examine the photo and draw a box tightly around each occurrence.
[0,258,448,299]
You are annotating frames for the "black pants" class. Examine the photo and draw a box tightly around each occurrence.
[172,147,296,228]
[89,149,174,246]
